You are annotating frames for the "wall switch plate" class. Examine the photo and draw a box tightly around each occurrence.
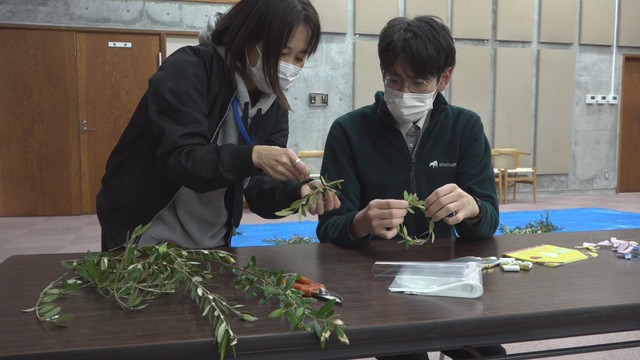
[586,94,597,104]
[309,93,328,107]
[607,94,619,104]
[596,94,608,104]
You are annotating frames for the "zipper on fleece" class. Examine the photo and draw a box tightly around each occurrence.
[409,157,417,195]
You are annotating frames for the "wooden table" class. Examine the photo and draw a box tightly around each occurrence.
[1,229,639,359]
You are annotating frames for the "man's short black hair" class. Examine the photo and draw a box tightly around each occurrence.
[378,15,456,79]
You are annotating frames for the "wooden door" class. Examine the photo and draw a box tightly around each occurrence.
[0,29,82,216]
[76,32,160,213]
[618,55,640,192]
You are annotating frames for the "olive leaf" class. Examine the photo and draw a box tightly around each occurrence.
[23,225,348,359]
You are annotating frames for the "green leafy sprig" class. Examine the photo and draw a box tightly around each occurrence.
[499,211,562,234]
[23,224,348,359]
[275,176,344,219]
[397,191,436,248]
[263,234,317,245]
[233,256,348,347]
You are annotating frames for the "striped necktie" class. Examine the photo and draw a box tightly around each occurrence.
[405,123,421,153]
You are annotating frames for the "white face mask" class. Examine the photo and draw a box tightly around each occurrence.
[278,61,302,90]
[383,86,438,125]
[248,45,302,93]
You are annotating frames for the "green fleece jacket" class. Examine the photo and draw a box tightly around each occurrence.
[317,91,499,247]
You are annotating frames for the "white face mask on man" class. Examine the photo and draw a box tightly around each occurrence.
[248,44,302,93]
[383,85,439,125]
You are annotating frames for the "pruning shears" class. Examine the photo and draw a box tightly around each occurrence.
[287,274,343,304]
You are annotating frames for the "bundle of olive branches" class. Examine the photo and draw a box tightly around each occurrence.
[23,177,439,358]
[23,224,348,359]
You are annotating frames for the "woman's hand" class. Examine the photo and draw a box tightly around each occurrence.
[351,199,409,239]
[300,179,341,216]
[423,184,479,225]
[252,145,310,180]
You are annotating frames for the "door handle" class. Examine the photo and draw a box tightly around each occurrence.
[80,120,96,133]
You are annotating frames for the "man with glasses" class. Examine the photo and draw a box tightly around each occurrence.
[317,15,504,359]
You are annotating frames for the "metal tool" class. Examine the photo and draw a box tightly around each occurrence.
[289,274,343,304]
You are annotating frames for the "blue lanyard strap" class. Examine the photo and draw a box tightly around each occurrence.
[232,97,255,145]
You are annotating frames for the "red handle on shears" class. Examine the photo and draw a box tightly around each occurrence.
[292,275,325,297]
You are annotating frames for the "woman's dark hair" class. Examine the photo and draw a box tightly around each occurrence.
[210,0,321,109]
[378,16,456,80]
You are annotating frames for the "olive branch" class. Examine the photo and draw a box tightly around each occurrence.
[275,178,434,249]
[23,224,348,359]
[275,176,344,218]
[397,191,436,249]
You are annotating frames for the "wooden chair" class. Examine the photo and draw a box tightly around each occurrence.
[491,149,510,204]
[491,148,537,203]
[493,167,506,204]
[297,150,324,178]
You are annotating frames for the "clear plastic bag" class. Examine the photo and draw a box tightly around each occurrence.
[372,261,484,298]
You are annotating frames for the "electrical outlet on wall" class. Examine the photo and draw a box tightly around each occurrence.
[309,93,328,107]
[596,95,608,104]
[586,94,597,104]
[607,95,619,104]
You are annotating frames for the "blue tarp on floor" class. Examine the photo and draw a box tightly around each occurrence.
[231,208,640,247]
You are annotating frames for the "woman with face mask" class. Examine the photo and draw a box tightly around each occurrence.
[96,0,340,251]
[317,15,503,360]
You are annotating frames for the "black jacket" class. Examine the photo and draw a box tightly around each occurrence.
[97,43,301,250]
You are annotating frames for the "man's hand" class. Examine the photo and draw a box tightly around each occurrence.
[252,145,310,180]
[423,184,479,225]
[351,199,409,239]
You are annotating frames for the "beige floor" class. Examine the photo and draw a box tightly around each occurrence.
[1,192,639,359]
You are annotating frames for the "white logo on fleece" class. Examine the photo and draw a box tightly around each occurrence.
[429,160,457,168]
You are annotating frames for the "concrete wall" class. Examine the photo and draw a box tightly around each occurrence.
[1,0,637,196]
